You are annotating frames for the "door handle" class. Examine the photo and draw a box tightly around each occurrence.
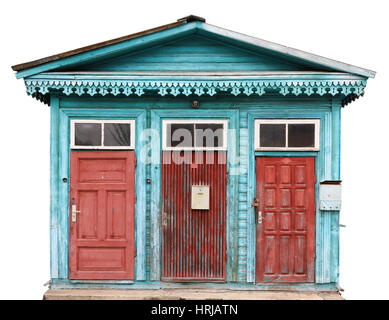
[257,211,262,224]
[162,212,168,227]
[71,204,81,222]
[252,198,262,224]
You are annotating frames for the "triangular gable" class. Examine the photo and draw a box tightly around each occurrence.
[12,18,375,79]
[59,34,328,73]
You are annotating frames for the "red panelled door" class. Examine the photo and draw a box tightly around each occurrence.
[255,157,315,283]
[161,152,227,281]
[69,151,135,280]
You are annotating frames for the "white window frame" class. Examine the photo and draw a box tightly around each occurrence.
[162,119,228,151]
[70,119,135,149]
[254,119,320,151]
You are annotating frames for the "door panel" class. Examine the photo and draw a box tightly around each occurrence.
[255,157,315,283]
[161,151,227,281]
[69,151,135,280]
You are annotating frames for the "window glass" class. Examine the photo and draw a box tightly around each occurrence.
[288,124,315,147]
[166,123,194,147]
[260,124,286,147]
[104,123,131,146]
[74,123,101,146]
[195,123,224,148]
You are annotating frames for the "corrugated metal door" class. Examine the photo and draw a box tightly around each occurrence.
[255,157,315,283]
[69,151,135,280]
[161,151,227,281]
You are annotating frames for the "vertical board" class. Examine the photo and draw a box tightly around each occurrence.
[161,151,227,281]
[256,157,315,283]
[69,151,135,279]
[49,96,60,279]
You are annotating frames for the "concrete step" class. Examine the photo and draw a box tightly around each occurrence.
[43,289,343,300]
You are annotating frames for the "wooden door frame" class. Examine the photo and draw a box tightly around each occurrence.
[150,109,240,282]
[51,102,147,281]
[247,109,340,284]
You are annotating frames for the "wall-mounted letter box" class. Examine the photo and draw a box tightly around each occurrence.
[319,180,342,211]
[191,185,210,210]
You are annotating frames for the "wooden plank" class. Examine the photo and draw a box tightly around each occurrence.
[29,72,366,81]
[135,112,147,281]
[226,111,240,282]
[330,98,341,283]
[58,108,69,278]
[49,95,60,279]
[43,288,343,300]
[150,110,161,281]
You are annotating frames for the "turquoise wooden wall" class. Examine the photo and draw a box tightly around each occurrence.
[65,35,322,72]
[49,93,341,290]
[41,27,347,290]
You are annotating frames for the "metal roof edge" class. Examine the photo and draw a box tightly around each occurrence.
[198,23,376,79]
[11,19,188,73]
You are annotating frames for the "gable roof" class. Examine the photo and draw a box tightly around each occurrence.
[12,15,376,79]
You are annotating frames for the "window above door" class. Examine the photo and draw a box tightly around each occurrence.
[254,119,320,151]
[162,120,228,151]
[71,119,135,149]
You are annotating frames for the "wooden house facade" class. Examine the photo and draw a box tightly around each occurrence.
[12,16,375,292]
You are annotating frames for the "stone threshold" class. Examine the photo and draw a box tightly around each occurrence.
[43,289,343,300]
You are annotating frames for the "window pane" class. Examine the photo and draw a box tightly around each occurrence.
[260,124,286,147]
[166,123,194,147]
[104,123,131,146]
[288,124,315,147]
[195,123,224,148]
[74,123,101,146]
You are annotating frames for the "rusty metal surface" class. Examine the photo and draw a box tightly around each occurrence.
[11,20,186,72]
[161,152,227,281]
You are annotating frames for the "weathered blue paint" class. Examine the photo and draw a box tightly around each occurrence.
[51,102,147,280]
[49,96,60,279]
[68,35,319,72]
[50,278,338,292]
[149,109,240,281]
[15,21,375,79]
[247,103,340,284]
[25,72,367,99]
[47,95,343,287]
[14,18,375,291]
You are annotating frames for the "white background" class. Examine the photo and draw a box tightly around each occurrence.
[0,0,387,300]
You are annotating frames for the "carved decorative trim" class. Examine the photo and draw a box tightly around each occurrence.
[24,78,366,100]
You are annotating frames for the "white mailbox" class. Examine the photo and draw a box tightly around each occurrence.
[319,181,342,211]
[191,185,210,210]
